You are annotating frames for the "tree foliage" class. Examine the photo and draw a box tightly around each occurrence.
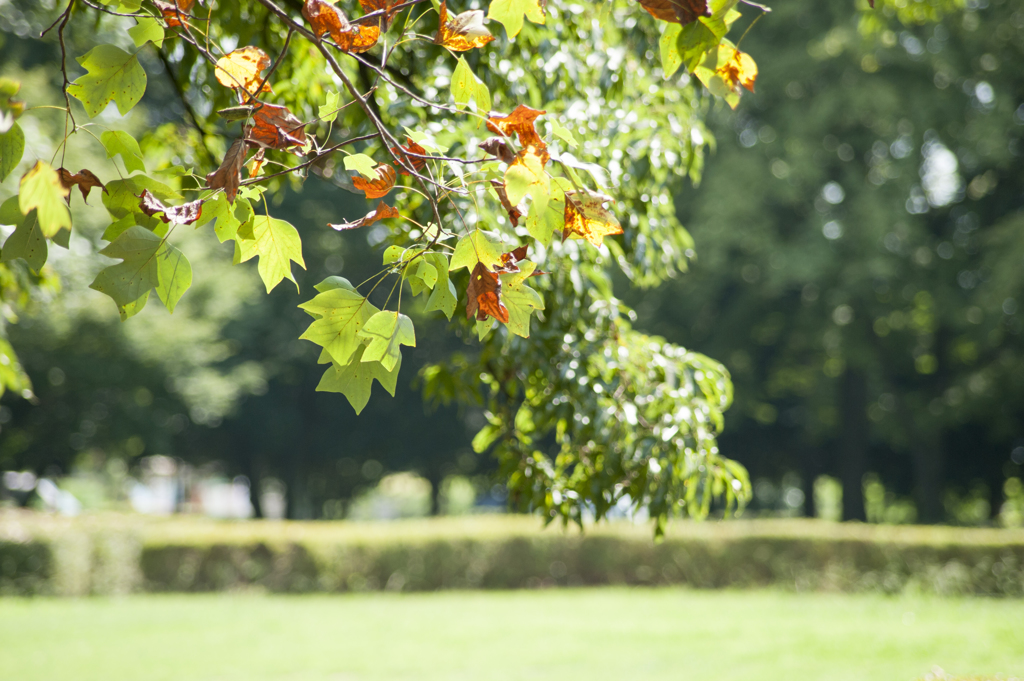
[0,0,955,528]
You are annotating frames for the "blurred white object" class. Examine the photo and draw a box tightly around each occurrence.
[35,478,82,516]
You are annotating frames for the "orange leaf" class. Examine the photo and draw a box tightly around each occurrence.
[154,0,195,28]
[215,47,273,98]
[247,103,307,151]
[352,164,397,199]
[206,138,249,204]
[716,46,758,93]
[486,105,549,165]
[303,0,381,53]
[330,201,400,230]
[57,167,104,203]
[466,261,508,323]
[358,0,401,30]
[138,189,204,225]
[494,244,529,273]
[562,189,623,247]
[434,1,495,52]
[636,0,710,25]
[390,136,427,175]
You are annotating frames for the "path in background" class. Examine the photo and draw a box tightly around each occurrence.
[2,588,1020,681]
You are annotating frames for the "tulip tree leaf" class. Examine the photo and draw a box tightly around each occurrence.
[357,310,415,372]
[298,288,380,366]
[316,344,400,414]
[68,44,147,118]
[235,215,305,292]
[19,161,71,238]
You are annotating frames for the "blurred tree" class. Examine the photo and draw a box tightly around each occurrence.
[628,0,1024,522]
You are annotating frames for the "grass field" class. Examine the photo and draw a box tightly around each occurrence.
[1,588,1021,681]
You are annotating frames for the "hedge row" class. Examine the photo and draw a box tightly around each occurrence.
[3,513,1024,596]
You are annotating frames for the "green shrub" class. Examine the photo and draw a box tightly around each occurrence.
[3,513,1024,596]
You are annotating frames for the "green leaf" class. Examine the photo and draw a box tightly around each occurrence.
[316,344,400,414]
[235,215,305,292]
[504,153,549,206]
[343,153,379,179]
[407,258,438,297]
[382,245,407,266]
[102,214,136,242]
[357,310,415,372]
[525,187,565,245]
[423,253,457,320]
[0,122,24,182]
[298,288,380,365]
[450,230,504,272]
[486,0,545,38]
[19,161,71,238]
[314,276,357,293]
[549,120,578,148]
[100,131,146,174]
[128,17,164,48]
[451,57,474,109]
[660,22,683,78]
[67,45,147,118]
[196,193,251,242]
[500,261,545,338]
[319,90,341,123]
[0,197,46,272]
[89,225,191,319]
[677,21,720,72]
[475,318,495,341]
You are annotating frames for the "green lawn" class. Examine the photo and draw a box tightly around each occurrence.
[1,588,1020,681]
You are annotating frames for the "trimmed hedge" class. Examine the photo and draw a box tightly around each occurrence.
[3,512,1024,596]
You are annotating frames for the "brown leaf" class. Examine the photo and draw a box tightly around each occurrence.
[562,189,623,247]
[246,103,307,151]
[486,105,549,165]
[490,179,524,228]
[330,200,400,230]
[154,0,195,28]
[57,168,105,203]
[637,0,710,25]
[434,1,495,51]
[214,47,273,99]
[466,261,508,323]
[358,0,401,30]
[206,137,249,204]
[480,137,516,164]
[390,136,427,175]
[493,244,529,274]
[352,164,397,199]
[303,0,381,53]
[138,189,204,225]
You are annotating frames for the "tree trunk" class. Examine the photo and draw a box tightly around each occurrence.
[800,449,818,519]
[840,368,868,522]
[426,466,443,516]
[912,431,944,523]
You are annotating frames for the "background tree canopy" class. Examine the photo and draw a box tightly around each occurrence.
[2,0,1022,529]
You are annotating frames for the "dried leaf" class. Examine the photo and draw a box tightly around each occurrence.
[390,136,427,175]
[637,0,710,25]
[154,0,195,28]
[303,0,381,53]
[491,179,524,228]
[358,0,401,30]
[205,137,248,204]
[247,103,307,151]
[480,137,516,164]
[330,200,400,230]
[215,47,273,98]
[466,261,508,323]
[562,189,623,247]
[435,1,495,51]
[138,189,204,225]
[486,105,548,165]
[57,167,104,202]
[352,164,397,199]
